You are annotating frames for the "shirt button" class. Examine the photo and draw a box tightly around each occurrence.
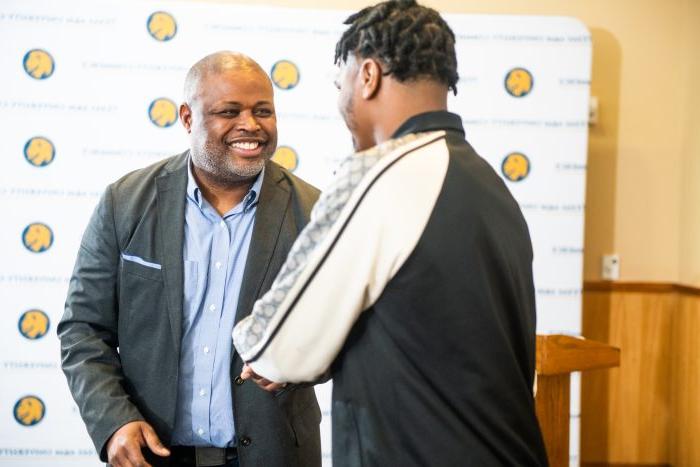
[219,220,226,228]
[209,304,216,311]
[199,388,206,396]
[197,428,204,436]
[234,376,245,385]
[240,437,251,447]
[203,346,210,354]
[215,261,222,269]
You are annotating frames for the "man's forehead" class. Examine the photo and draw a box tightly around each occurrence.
[202,66,270,85]
[185,59,273,107]
[195,69,272,97]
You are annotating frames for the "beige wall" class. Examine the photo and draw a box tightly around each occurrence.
[200,0,700,285]
[679,0,700,287]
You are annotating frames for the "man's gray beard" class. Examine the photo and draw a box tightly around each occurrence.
[192,142,267,184]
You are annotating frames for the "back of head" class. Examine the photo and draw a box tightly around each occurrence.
[334,0,459,95]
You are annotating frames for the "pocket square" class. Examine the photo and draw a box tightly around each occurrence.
[120,253,162,270]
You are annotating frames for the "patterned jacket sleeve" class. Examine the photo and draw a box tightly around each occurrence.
[233,132,449,382]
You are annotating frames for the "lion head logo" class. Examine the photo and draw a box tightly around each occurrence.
[505,67,533,98]
[23,49,55,80]
[271,60,300,90]
[14,396,46,426]
[147,11,177,41]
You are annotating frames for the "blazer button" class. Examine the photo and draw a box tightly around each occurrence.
[241,437,252,447]
[234,376,245,385]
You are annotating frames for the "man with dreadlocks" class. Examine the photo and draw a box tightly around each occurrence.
[233,1,548,465]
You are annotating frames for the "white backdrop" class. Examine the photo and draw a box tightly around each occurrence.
[0,1,591,465]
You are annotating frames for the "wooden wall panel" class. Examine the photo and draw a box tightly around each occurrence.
[581,288,675,464]
[670,294,700,467]
[581,290,614,461]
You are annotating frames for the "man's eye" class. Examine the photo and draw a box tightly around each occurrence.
[220,110,239,116]
[255,108,273,117]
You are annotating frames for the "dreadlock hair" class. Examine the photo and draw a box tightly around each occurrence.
[334,0,459,95]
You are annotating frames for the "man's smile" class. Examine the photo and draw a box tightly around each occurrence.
[227,138,267,157]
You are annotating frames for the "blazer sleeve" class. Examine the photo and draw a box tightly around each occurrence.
[57,186,144,461]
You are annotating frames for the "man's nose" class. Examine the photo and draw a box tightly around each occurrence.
[237,112,261,132]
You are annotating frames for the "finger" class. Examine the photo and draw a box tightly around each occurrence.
[142,424,170,457]
[256,376,273,386]
[265,382,285,392]
[240,364,254,380]
[261,378,287,389]
[257,380,283,391]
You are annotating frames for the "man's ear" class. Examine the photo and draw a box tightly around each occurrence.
[179,103,192,133]
[359,58,382,100]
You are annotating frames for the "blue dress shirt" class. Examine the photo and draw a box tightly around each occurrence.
[171,161,264,447]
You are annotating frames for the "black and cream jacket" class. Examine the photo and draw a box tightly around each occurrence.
[234,111,548,466]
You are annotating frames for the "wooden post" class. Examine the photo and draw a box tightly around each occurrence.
[536,374,571,467]
[535,335,620,467]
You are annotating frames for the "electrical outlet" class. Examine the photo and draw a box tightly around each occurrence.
[601,254,620,280]
[589,96,599,126]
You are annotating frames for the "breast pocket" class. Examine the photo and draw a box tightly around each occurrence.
[120,254,163,282]
[119,255,166,338]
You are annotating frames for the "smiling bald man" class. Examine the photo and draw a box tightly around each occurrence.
[59,51,321,467]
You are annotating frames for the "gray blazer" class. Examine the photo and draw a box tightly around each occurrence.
[58,152,322,467]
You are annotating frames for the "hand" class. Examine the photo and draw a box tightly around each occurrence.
[106,421,170,467]
[241,364,288,393]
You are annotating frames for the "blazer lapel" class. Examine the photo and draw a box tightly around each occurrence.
[235,161,290,325]
[156,153,188,355]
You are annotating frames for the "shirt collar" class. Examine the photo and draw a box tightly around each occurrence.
[186,158,202,206]
[391,110,465,139]
[186,157,265,213]
[245,166,264,211]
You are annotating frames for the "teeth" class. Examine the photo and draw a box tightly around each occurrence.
[231,141,260,150]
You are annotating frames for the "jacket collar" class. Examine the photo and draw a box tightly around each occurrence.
[391,110,465,139]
